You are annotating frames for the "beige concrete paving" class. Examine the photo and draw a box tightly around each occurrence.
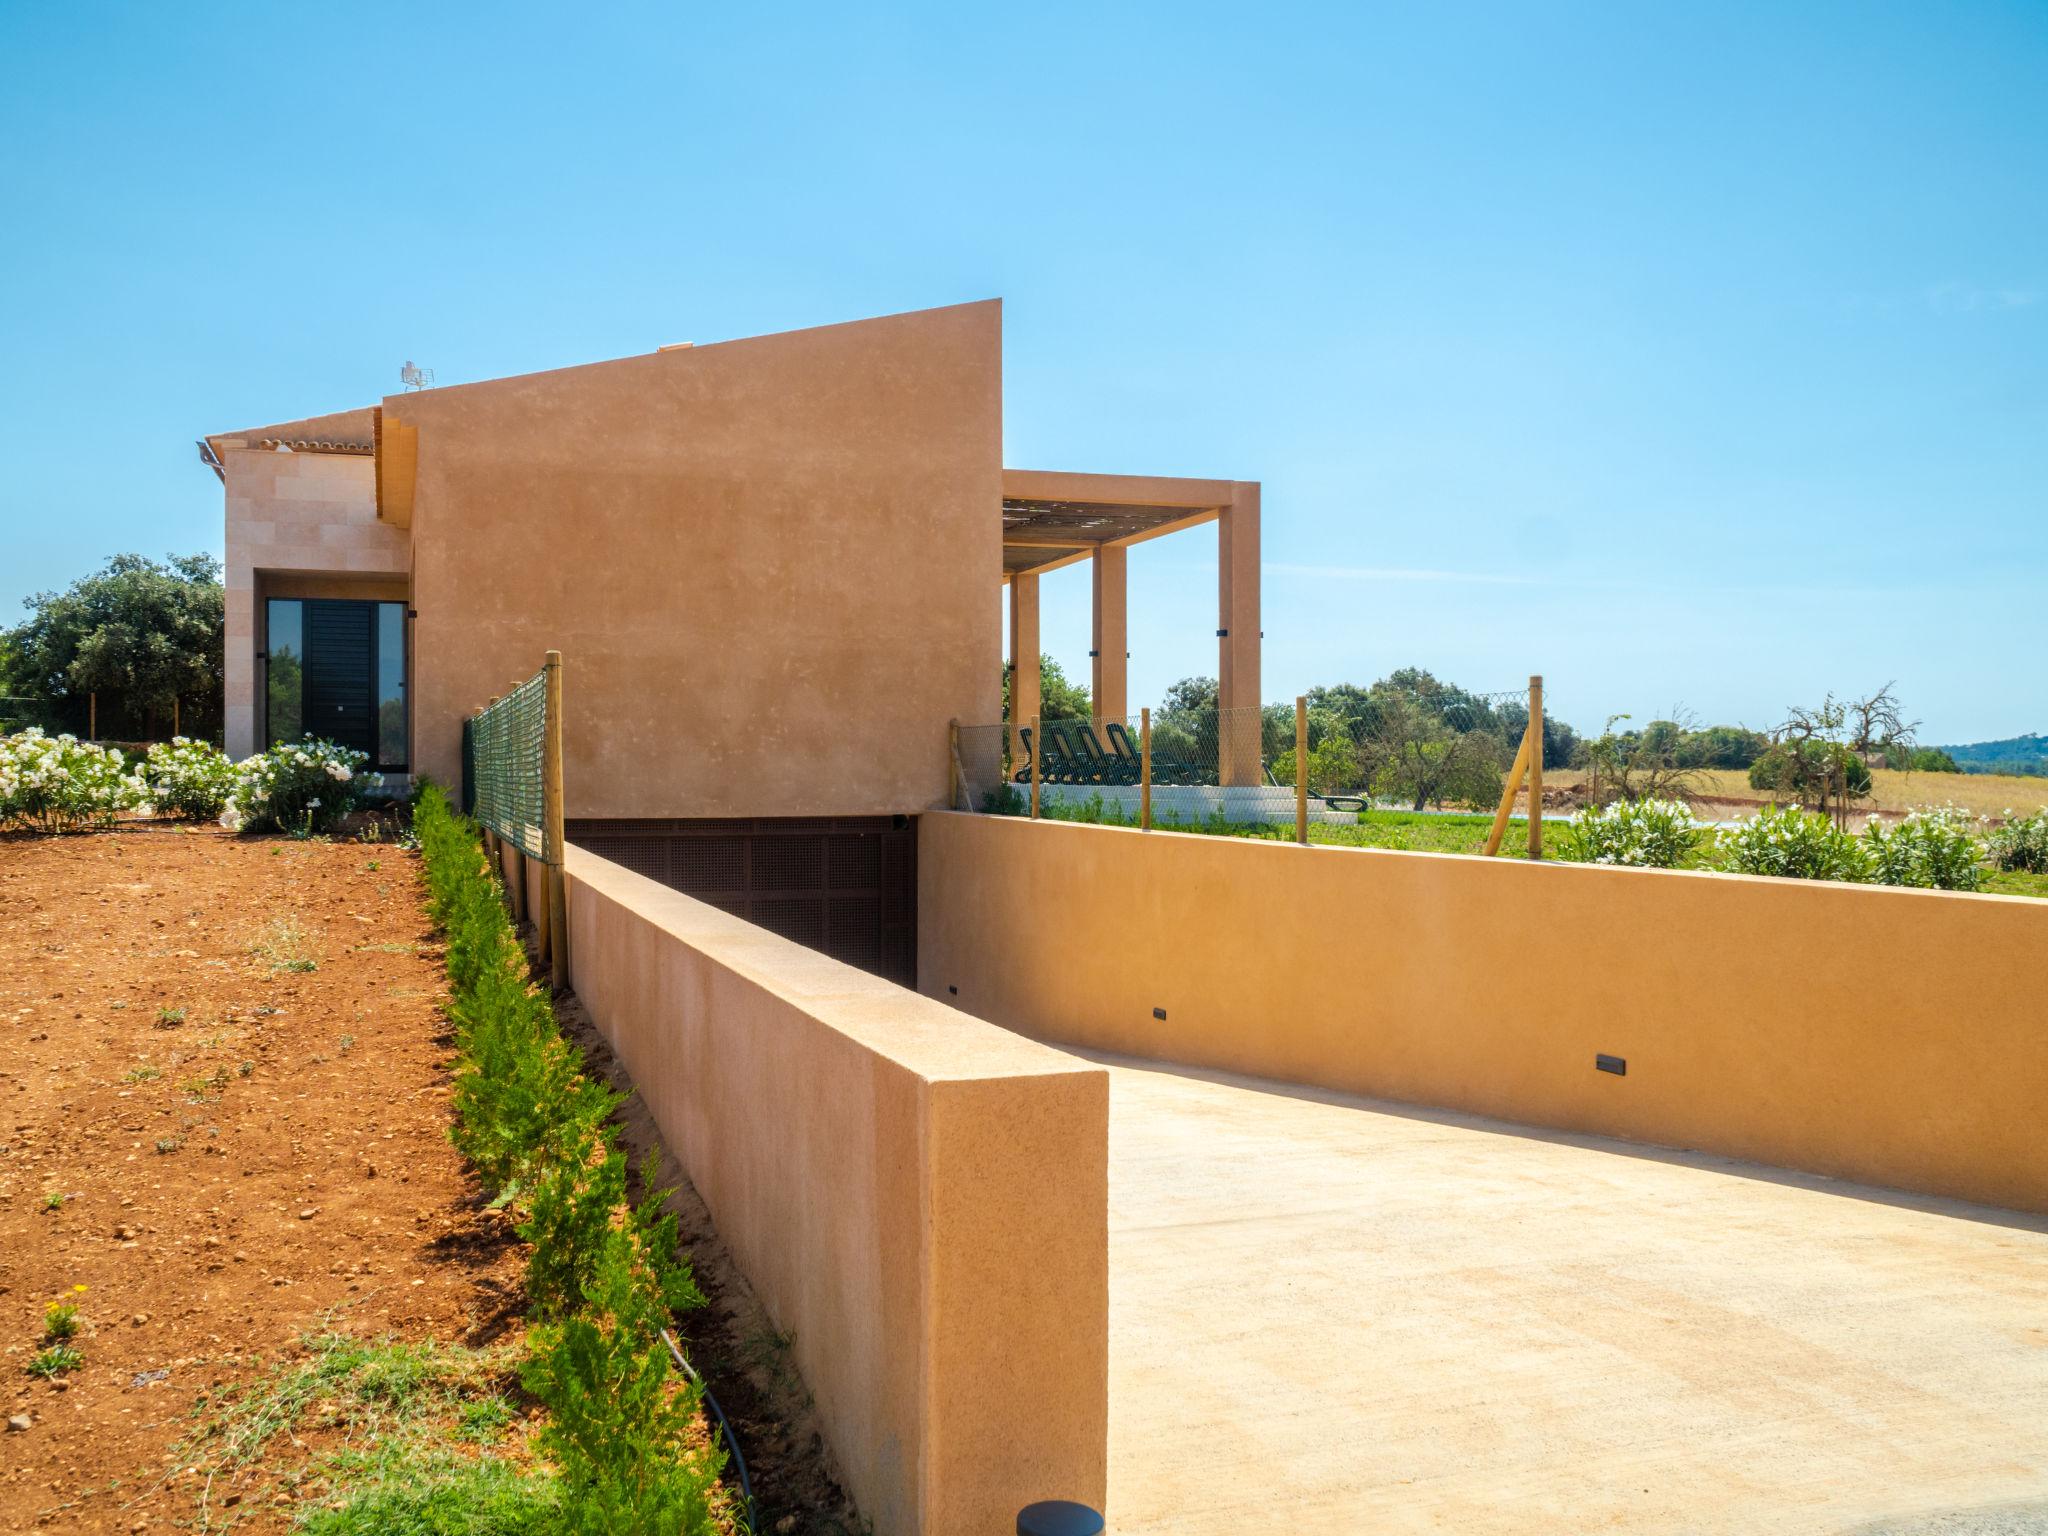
[1103,1054,2048,1535]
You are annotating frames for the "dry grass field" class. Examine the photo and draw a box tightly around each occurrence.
[1548,766,2048,820]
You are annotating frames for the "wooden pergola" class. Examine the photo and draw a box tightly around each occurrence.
[1000,468,1260,773]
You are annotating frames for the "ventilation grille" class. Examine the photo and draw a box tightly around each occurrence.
[568,817,916,987]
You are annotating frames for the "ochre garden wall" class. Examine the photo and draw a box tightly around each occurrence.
[392,301,1003,817]
[564,846,1108,1536]
[919,812,2048,1214]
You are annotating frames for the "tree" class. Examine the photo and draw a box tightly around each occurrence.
[1846,682,1915,761]
[1571,713,1704,805]
[1000,655,1094,723]
[5,554,224,741]
[1366,692,1505,811]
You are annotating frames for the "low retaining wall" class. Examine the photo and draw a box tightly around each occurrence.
[563,845,1108,1535]
[919,812,2048,1214]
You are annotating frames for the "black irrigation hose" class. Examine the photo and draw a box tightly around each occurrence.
[663,1327,757,1533]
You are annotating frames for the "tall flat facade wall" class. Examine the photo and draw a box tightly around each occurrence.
[389,301,1003,818]
[919,812,2048,1214]
[219,447,407,759]
[564,844,1108,1536]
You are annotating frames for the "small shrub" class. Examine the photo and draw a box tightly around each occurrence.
[0,729,149,833]
[28,1343,84,1378]
[1552,798,1701,869]
[1713,803,1871,882]
[156,1006,186,1028]
[1865,806,1985,892]
[41,1191,66,1211]
[45,1289,85,1340]
[1986,808,2048,874]
[222,739,367,836]
[143,737,237,820]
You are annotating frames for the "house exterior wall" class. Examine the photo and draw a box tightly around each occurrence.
[919,812,2048,1215]
[388,301,1003,818]
[220,447,407,758]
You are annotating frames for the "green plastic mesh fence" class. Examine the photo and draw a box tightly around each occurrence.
[471,670,550,861]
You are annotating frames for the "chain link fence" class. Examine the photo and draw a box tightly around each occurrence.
[955,681,1550,848]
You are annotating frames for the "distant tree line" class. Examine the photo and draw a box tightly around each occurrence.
[2,554,224,742]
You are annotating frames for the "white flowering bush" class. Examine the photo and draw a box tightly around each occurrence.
[1712,803,1870,882]
[0,729,150,834]
[1864,805,1985,891]
[1551,797,1702,868]
[222,739,367,836]
[142,737,237,821]
[1986,808,2048,874]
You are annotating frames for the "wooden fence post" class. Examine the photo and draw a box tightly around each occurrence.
[172,697,179,738]
[1029,715,1042,820]
[1484,731,1532,858]
[543,651,569,993]
[89,692,96,742]
[1527,674,1544,860]
[947,719,963,811]
[1294,696,1309,846]
[1140,707,1152,831]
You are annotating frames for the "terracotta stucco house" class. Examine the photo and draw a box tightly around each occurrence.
[204,301,1260,978]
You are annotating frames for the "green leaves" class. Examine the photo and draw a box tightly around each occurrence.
[415,786,721,1532]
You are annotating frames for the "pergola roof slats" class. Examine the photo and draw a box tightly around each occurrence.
[999,468,1231,578]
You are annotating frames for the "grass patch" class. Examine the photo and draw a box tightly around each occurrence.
[1984,868,2048,899]
[254,916,320,974]
[173,1328,554,1533]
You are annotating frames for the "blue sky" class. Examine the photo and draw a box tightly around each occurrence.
[2,2,2042,742]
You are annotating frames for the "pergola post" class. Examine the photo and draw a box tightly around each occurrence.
[1090,546,1128,725]
[1008,572,1041,767]
[1217,481,1262,785]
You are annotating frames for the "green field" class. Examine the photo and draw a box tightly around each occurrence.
[1035,800,2048,898]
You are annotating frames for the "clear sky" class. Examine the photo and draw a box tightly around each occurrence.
[2,2,2042,742]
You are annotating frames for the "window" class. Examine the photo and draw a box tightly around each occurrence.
[376,602,407,768]
[265,599,304,748]
[262,597,408,771]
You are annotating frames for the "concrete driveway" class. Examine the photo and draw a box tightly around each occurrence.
[1103,1054,2048,1534]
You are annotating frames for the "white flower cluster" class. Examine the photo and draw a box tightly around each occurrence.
[1554,796,1702,868]
[0,728,152,834]
[220,738,369,836]
[1986,806,2048,875]
[143,736,238,821]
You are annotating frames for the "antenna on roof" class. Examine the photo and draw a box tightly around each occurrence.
[399,360,435,391]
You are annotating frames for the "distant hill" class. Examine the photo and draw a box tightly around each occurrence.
[1938,734,2048,777]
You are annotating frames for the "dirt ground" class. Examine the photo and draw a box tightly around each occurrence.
[0,822,854,1534]
[0,823,518,1531]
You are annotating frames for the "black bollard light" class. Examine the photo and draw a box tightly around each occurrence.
[1017,1499,1105,1536]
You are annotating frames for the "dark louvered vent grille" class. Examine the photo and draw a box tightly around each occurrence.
[567,817,917,987]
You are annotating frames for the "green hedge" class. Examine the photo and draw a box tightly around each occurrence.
[415,784,723,1534]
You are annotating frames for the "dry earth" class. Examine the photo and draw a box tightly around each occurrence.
[0,822,854,1534]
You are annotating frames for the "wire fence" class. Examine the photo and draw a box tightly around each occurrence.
[466,668,551,862]
[955,680,1552,851]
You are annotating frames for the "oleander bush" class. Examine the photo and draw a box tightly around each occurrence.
[1552,797,1703,869]
[1864,805,1985,891]
[222,738,366,835]
[413,785,721,1531]
[0,728,149,833]
[1712,803,1872,882]
[1986,808,2048,874]
[143,736,237,820]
